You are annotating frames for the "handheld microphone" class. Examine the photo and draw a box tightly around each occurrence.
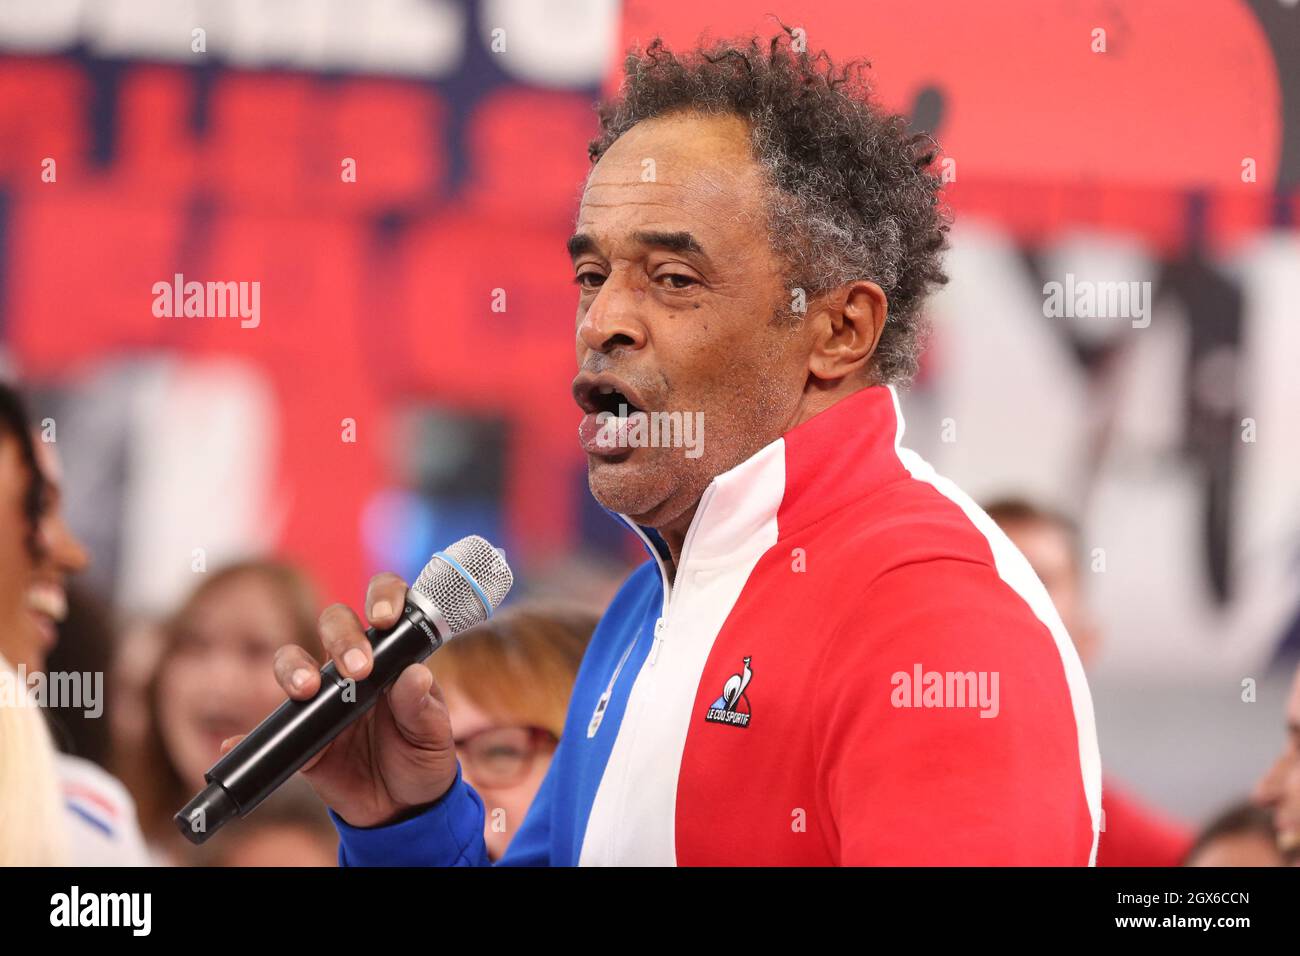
[174,535,513,845]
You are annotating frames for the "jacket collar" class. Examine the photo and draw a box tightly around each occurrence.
[614,384,910,568]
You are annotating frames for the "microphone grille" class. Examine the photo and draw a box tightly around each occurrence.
[412,535,514,635]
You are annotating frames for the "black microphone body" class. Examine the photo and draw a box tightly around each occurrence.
[175,592,447,844]
[175,535,513,844]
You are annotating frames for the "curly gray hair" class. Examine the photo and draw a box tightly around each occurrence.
[589,32,950,386]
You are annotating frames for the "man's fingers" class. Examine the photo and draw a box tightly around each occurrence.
[365,572,408,629]
[273,644,322,699]
[318,602,372,679]
[297,747,331,775]
[386,663,448,749]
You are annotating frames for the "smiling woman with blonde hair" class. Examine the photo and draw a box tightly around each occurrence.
[0,653,68,865]
[0,384,67,864]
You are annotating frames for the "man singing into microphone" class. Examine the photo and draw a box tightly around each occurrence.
[259,32,1101,865]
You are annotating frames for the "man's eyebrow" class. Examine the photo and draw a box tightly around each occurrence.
[566,233,596,259]
[565,230,707,260]
[633,230,704,256]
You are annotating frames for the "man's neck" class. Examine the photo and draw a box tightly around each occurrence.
[658,512,695,582]
[651,377,874,581]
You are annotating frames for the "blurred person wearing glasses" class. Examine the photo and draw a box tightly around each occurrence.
[427,604,597,860]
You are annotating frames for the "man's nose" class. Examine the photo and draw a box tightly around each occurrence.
[577,274,647,355]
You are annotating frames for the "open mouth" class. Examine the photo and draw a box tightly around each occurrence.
[573,373,651,458]
[591,383,643,418]
[573,372,649,417]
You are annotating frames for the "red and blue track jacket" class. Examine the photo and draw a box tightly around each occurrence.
[333,385,1102,865]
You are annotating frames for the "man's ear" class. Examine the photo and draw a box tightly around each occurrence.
[807,280,888,383]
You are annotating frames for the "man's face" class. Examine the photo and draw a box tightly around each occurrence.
[1253,666,1300,859]
[570,112,812,532]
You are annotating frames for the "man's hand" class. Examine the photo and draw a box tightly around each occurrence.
[220,572,458,828]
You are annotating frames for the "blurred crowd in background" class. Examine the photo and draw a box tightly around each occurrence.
[1,0,1298,865]
[3,379,604,864]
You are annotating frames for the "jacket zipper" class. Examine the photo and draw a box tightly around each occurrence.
[584,490,716,738]
[585,521,672,737]
[586,636,638,738]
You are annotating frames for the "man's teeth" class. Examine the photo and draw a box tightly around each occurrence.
[593,384,641,417]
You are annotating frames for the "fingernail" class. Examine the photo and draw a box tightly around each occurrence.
[344,648,368,674]
[371,600,394,621]
[219,737,233,750]
[291,669,311,690]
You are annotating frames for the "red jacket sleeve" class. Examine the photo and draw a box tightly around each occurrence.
[815,557,1099,865]
[1097,779,1193,866]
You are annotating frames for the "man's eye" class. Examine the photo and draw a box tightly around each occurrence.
[574,272,605,290]
[659,273,698,289]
